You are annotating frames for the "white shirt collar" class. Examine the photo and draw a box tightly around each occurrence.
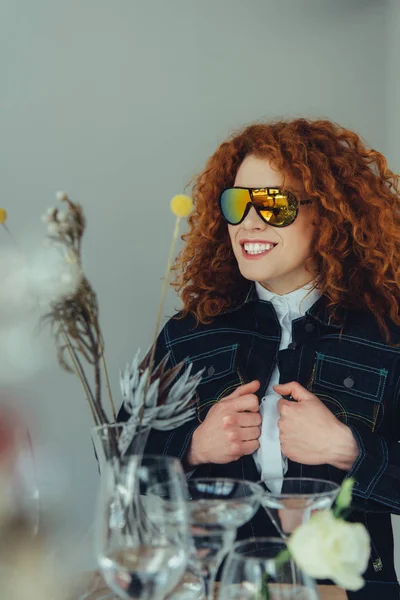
[255,281,320,318]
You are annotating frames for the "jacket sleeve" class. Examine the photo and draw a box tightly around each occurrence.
[117,319,200,467]
[346,422,400,515]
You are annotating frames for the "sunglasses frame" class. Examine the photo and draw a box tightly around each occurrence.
[219,186,313,228]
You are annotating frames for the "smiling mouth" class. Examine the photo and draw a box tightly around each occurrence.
[241,241,277,256]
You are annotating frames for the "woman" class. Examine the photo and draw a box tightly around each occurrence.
[120,118,400,587]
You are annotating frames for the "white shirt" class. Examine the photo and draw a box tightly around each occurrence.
[253,282,321,493]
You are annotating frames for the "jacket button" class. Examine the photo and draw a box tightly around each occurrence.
[288,342,297,350]
[344,377,355,389]
[305,322,315,333]
[207,366,215,377]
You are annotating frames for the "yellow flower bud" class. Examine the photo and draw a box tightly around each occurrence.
[170,194,193,218]
[0,208,7,224]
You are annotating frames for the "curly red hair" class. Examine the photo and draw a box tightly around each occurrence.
[172,118,400,339]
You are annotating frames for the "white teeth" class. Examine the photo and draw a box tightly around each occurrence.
[243,242,275,255]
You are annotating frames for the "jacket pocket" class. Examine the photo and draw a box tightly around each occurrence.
[309,352,387,431]
[186,344,239,384]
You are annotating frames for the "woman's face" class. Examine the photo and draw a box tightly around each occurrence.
[228,154,317,295]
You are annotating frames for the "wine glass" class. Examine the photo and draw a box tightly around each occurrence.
[261,478,340,539]
[89,423,152,600]
[92,423,200,600]
[186,478,264,600]
[95,455,190,600]
[218,537,319,599]
[146,481,205,600]
[165,561,205,600]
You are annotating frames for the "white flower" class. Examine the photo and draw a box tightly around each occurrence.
[55,191,68,202]
[65,250,79,264]
[27,247,81,305]
[288,510,370,591]
[0,320,47,383]
[46,222,59,236]
[41,208,55,223]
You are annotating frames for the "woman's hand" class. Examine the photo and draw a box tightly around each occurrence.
[187,380,261,466]
[275,382,359,470]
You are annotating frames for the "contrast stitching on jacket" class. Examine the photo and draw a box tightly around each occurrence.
[361,513,381,567]
[296,345,304,382]
[188,344,238,363]
[164,430,176,455]
[365,436,389,496]
[186,345,238,383]
[253,303,281,396]
[337,412,374,427]
[314,392,376,427]
[163,322,177,366]
[347,427,367,487]
[179,426,198,459]
[322,333,400,353]
[316,353,388,375]
[312,392,349,424]
[369,493,400,511]
[216,381,240,401]
[197,379,242,420]
[393,372,400,434]
[245,309,259,374]
[167,328,279,346]
[315,353,387,402]
[312,390,376,427]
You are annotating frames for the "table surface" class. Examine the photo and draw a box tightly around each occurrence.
[67,571,348,599]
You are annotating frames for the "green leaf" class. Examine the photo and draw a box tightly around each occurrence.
[274,548,291,568]
[258,549,291,599]
[260,573,270,600]
[333,478,355,518]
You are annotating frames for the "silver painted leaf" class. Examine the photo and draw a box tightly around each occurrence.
[118,351,203,438]
[152,365,204,431]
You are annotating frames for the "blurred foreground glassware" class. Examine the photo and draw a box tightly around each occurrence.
[92,423,151,471]
[218,537,319,600]
[165,561,205,600]
[0,419,41,536]
[95,455,190,600]
[187,478,264,600]
[262,478,340,539]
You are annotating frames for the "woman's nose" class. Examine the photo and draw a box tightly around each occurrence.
[241,206,267,231]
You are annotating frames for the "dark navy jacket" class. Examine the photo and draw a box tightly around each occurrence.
[119,285,400,587]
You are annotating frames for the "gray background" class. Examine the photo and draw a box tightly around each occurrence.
[0,0,398,575]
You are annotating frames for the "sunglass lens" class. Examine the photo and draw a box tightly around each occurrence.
[254,190,297,226]
[220,188,250,224]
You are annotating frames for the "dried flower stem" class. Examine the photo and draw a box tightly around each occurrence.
[61,331,101,425]
[62,333,97,422]
[141,216,181,415]
[85,295,116,422]
[1,223,18,246]
[145,218,181,384]
[84,324,110,426]
[101,354,117,422]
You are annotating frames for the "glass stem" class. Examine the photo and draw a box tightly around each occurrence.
[290,559,298,590]
[201,563,220,600]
